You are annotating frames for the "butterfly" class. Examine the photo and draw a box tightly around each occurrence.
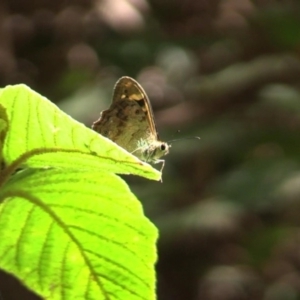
[92,76,170,168]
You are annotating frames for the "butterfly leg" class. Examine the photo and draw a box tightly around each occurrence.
[154,159,165,182]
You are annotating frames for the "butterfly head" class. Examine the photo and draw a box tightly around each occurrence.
[137,139,170,163]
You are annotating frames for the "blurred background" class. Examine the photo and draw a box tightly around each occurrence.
[1,0,300,299]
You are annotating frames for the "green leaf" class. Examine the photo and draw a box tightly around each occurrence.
[0,85,159,299]
[0,168,158,300]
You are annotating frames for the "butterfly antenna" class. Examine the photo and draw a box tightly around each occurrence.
[168,136,201,144]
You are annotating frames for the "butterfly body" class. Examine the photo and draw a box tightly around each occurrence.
[92,76,169,165]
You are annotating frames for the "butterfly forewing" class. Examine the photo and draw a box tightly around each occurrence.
[113,77,158,140]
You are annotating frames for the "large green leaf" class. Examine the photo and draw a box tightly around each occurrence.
[0,85,159,300]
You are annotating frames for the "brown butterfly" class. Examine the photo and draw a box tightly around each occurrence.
[92,76,170,168]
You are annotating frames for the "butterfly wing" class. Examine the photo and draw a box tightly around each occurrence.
[113,77,159,140]
[92,77,158,156]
